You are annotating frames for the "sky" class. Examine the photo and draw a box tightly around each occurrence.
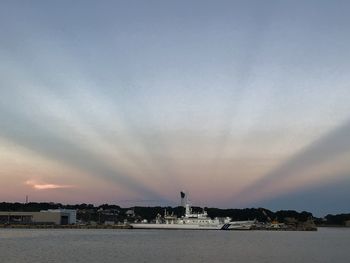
[0,0,349,216]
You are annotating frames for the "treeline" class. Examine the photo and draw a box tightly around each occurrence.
[322,213,350,226]
[0,202,348,225]
[0,202,104,212]
[205,208,313,222]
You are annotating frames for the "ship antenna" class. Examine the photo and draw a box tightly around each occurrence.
[180,191,186,207]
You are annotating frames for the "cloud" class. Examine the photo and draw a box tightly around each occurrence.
[0,94,168,202]
[232,119,350,206]
[25,180,74,190]
[253,174,350,216]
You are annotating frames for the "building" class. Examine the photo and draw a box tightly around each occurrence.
[45,209,77,225]
[0,209,77,225]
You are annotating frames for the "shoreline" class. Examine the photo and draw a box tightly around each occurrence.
[0,224,131,229]
[0,224,322,231]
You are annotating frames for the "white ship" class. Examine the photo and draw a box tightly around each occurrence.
[130,192,256,230]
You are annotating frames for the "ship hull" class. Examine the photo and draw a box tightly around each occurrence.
[131,221,256,230]
[130,223,223,230]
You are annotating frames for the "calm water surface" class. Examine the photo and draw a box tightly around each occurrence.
[0,228,349,263]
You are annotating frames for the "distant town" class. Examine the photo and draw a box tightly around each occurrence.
[0,202,349,229]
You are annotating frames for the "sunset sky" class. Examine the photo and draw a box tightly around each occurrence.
[1,0,349,216]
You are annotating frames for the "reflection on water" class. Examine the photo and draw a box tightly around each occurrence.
[0,228,349,263]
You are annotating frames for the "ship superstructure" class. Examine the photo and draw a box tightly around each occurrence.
[131,192,238,230]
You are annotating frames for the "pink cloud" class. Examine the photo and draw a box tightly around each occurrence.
[25,180,74,190]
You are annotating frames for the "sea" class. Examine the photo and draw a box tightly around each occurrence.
[0,227,349,263]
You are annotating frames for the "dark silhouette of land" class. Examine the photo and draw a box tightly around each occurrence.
[0,202,349,227]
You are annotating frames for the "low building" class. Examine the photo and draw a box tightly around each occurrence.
[45,209,77,225]
[0,209,77,225]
